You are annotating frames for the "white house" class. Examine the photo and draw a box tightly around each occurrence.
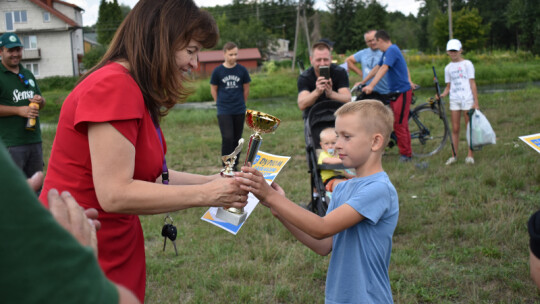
[1,0,84,78]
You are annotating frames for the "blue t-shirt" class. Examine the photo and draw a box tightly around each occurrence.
[379,44,411,93]
[210,64,251,115]
[325,171,399,304]
[353,48,389,94]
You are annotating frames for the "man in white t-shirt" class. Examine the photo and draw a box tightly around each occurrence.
[438,39,479,166]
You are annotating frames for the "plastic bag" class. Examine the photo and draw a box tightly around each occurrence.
[466,109,496,151]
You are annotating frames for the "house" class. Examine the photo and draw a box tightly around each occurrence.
[196,48,261,76]
[83,32,98,54]
[1,0,84,78]
[267,38,293,61]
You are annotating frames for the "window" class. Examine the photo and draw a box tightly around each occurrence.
[24,63,39,76]
[5,10,27,30]
[5,12,13,31]
[22,36,37,50]
[43,12,50,22]
[13,11,27,23]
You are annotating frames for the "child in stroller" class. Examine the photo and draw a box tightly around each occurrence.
[318,127,354,193]
[303,100,347,216]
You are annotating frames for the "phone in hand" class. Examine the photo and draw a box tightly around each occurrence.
[319,66,330,79]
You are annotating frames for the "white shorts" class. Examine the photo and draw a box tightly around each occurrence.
[449,99,474,111]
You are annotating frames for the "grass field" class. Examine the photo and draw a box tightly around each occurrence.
[39,84,540,303]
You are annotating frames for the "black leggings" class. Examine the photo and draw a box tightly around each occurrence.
[218,113,245,167]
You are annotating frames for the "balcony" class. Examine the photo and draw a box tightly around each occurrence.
[22,49,41,60]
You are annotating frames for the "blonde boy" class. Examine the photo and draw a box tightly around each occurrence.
[237,100,399,303]
[318,127,354,191]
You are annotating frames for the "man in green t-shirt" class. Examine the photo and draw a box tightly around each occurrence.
[0,32,45,178]
[0,138,140,304]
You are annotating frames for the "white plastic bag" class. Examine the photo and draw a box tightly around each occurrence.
[466,109,496,151]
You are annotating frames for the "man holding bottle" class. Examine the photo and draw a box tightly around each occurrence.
[0,32,45,178]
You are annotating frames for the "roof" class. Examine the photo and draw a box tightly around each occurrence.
[29,0,82,28]
[199,48,261,63]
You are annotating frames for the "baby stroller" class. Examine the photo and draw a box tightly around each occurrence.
[304,100,346,216]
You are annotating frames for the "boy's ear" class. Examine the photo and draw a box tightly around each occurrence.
[371,133,385,151]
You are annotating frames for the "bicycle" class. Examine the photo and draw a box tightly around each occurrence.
[351,70,451,157]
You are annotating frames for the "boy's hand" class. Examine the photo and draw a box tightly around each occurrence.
[235,166,276,203]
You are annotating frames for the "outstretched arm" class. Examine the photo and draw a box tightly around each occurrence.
[236,167,364,255]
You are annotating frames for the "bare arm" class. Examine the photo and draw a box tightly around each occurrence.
[243,83,250,103]
[236,167,364,255]
[210,84,218,102]
[360,65,380,84]
[362,65,388,94]
[439,82,451,98]
[469,78,479,109]
[346,55,362,77]
[88,122,248,214]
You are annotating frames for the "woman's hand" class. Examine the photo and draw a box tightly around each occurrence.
[205,176,249,210]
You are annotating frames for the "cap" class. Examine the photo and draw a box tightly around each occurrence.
[446,39,462,51]
[318,38,335,48]
[0,33,23,49]
[313,41,332,51]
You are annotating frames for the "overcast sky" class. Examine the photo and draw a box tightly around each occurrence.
[63,0,421,27]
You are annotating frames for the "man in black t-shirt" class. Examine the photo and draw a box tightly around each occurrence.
[297,41,350,119]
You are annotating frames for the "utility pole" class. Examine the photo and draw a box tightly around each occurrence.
[448,0,453,39]
[292,0,300,71]
[302,3,311,52]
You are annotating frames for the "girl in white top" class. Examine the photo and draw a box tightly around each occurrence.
[439,39,479,165]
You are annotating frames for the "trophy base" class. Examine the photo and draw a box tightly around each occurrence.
[215,207,247,226]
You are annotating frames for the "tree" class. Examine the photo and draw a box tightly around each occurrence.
[433,7,489,51]
[506,0,540,54]
[96,0,123,46]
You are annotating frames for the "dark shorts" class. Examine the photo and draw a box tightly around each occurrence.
[7,142,43,178]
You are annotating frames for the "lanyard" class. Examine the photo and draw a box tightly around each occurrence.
[154,122,169,185]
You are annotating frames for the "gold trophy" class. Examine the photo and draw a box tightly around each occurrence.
[215,139,247,225]
[243,109,281,166]
[215,110,280,226]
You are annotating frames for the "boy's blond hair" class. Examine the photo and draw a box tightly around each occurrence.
[335,100,394,146]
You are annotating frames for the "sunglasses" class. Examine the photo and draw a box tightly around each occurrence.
[18,73,29,88]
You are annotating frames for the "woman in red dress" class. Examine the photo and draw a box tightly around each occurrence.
[39,1,248,302]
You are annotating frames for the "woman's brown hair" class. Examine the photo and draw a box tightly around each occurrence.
[80,0,219,122]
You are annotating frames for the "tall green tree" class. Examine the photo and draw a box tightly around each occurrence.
[433,7,489,51]
[506,0,540,54]
[96,0,123,45]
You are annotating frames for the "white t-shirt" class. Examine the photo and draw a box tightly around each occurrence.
[444,59,475,102]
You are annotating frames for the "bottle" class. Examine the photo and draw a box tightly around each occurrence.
[25,102,39,131]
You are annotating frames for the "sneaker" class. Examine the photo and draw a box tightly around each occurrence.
[445,156,457,166]
[399,155,412,163]
[465,157,475,165]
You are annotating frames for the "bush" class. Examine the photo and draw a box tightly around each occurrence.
[38,76,79,91]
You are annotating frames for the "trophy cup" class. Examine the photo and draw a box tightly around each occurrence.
[243,109,281,166]
[215,139,247,225]
[214,110,280,226]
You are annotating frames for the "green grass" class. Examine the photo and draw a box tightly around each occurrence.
[39,76,540,302]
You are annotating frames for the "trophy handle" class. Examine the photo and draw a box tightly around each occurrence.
[244,132,262,167]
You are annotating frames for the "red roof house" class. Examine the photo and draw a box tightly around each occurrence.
[196,48,261,75]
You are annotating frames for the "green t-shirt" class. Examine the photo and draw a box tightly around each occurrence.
[0,140,119,303]
[0,63,42,147]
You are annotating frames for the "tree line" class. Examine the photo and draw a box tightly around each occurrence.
[84,0,539,70]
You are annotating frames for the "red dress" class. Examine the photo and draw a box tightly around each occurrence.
[39,62,165,302]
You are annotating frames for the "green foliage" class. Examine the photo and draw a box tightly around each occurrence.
[213,13,276,58]
[82,45,107,72]
[37,76,78,92]
[433,8,490,51]
[96,0,123,45]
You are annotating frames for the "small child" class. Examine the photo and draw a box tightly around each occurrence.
[317,127,354,192]
[439,39,479,165]
[237,99,399,303]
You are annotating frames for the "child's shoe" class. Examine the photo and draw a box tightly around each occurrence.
[465,157,475,165]
[445,156,457,165]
